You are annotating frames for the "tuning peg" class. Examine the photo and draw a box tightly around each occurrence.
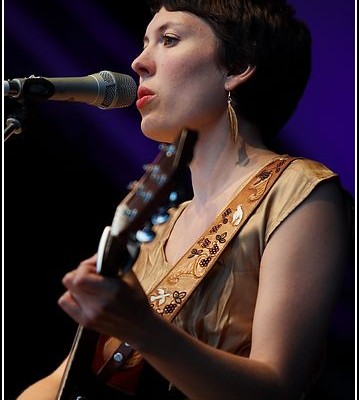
[151,207,170,225]
[136,187,153,202]
[127,180,138,190]
[143,163,160,173]
[168,190,179,204]
[135,223,155,243]
[159,143,176,157]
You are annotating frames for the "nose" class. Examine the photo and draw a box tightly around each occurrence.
[131,48,154,78]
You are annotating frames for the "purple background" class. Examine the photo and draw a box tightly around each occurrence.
[4,1,355,399]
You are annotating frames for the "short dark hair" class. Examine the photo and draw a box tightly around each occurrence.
[148,0,312,142]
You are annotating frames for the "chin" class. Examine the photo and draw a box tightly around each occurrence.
[142,124,182,144]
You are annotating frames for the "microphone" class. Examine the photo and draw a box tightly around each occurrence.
[4,70,137,109]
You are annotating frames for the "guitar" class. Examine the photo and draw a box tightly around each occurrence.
[56,129,196,400]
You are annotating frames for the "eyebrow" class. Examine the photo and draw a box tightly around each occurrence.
[143,21,184,43]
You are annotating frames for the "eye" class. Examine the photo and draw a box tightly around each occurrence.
[161,34,179,46]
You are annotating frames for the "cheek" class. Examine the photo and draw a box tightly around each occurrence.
[155,50,227,127]
[172,66,226,118]
[160,46,223,88]
[165,61,224,104]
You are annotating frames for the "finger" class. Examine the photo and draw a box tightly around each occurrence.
[62,266,103,293]
[80,253,98,267]
[58,290,81,317]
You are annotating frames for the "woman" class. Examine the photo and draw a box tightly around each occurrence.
[16,1,350,399]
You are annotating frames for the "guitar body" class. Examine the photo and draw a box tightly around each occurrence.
[58,337,175,400]
[56,130,196,400]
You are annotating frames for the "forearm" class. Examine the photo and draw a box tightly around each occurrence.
[135,316,292,400]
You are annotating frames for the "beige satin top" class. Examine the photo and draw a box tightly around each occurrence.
[132,158,337,357]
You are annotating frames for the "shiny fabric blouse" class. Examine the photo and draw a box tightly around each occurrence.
[132,158,337,357]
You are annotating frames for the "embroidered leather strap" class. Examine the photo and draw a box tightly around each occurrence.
[96,155,298,383]
[148,155,298,321]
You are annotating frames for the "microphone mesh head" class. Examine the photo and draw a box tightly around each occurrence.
[99,71,137,109]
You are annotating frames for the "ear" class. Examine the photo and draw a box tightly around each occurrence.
[224,65,256,91]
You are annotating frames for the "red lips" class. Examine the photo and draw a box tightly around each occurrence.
[137,86,154,99]
[136,86,155,109]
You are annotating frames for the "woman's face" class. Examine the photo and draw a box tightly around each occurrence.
[131,7,228,142]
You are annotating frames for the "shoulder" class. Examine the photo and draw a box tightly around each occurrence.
[269,156,341,202]
[262,157,346,242]
[284,157,338,184]
[279,157,347,211]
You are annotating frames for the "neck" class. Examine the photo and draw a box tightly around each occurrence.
[188,121,278,207]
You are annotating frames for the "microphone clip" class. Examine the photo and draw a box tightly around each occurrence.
[5,76,55,103]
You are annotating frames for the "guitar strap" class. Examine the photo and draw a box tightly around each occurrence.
[96,155,299,387]
[147,155,299,319]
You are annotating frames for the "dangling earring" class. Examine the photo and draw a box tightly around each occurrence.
[227,91,238,143]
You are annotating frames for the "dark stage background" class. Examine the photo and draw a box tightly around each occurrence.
[4,1,355,399]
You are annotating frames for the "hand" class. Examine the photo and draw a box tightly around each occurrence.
[58,254,155,346]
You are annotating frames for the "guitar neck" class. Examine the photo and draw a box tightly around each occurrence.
[100,129,195,278]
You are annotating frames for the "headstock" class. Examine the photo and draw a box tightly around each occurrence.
[97,129,196,277]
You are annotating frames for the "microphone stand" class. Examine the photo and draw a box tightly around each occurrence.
[4,104,31,142]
